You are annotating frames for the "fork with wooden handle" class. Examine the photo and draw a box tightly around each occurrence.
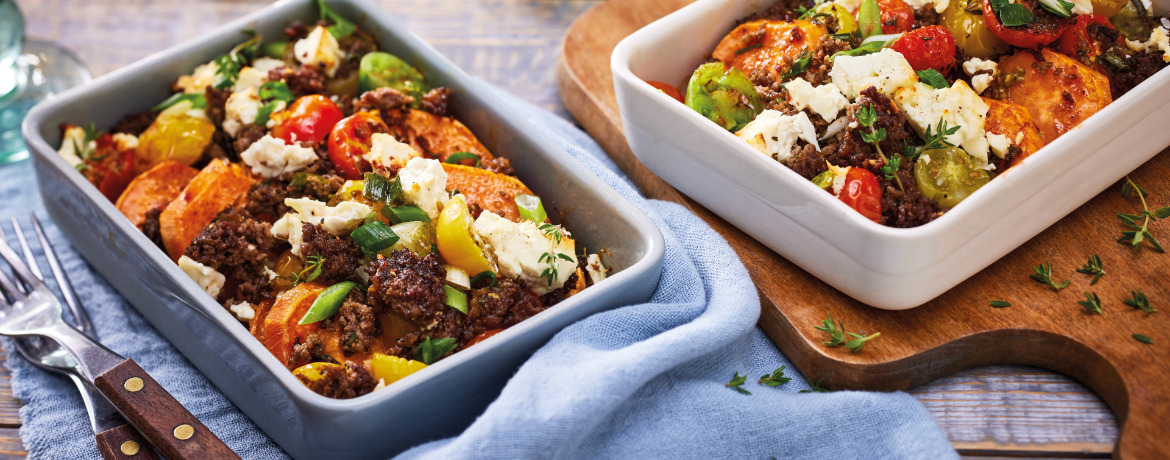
[0,218,240,460]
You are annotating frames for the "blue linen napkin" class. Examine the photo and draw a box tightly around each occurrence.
[0,88,959,459]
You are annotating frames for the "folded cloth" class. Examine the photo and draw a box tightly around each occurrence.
[0,87,958,459]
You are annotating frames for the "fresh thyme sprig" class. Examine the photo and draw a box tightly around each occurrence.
[539,223,565,245]
[845,332,881,352]
[538,252,573,287]
[922,119,960,151]
[780,49,812,80]
[1124,289,1155,313]
[798,377,830,393]
[1030,262,1070,291]
[1117,176,1170,253]
[814,314,847,346]
[758,366,793,387]
[856,103,904,192]
[1075,255,1106,285]
[726,372,751,395]
[71,122,100,161]
[1133,334,1153,344]
[1078,291,1103,314]
[286,255,324,286]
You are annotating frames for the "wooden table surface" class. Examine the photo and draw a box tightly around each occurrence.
[6,0,1119,458]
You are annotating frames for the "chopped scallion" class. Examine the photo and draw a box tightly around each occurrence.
[350,221,400,252]
[363,172,402,203]
[444,285,468,314]
[299,281,356,324]
[470,270,498,289]
[514,194,548,223]
[383,205,431,224]
[445,152,481,167]
[151,93,207,111]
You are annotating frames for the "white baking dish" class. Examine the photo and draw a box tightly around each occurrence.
[611,0,1170,310]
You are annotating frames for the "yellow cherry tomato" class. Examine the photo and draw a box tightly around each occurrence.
[818,3,858,35]
[436,195,494,275]
[940,0,1010,59]
[1092,0,1128,18]
[136,100,216,170]
[369,353,428,385]
[292,362,342,382]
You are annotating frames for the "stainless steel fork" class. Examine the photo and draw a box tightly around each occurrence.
[2,215,156,460]
[0,216,240,460]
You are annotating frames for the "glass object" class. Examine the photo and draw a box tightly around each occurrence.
[0,0,91,163]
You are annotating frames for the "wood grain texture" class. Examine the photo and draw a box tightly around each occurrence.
[557,0,1166,458]
[93,360,240,460]
[95,424,159,460]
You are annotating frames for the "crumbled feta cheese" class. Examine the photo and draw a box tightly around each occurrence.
[1126,27,1170,62]
[823,117,850,139]
[264,266,279,281]
[828,164,851,197]
[1069,0,1092,14]
[374,379,387,391]
[229,301,255,322]
[829,49,918,100]
[398,157,451,220]
[1015,132,1025,144]
[111,133,138,151]
[585,253,607,284]
[735,110,820,164]
[178,256,226,300]
[223,87,263,138]
[902,0,949,13]
[175,61,219,94]
[56,125,91,168]
[364,133,420,170]
[893,80,992,166]
[232,57,285,91]
[271,198,372,255]
[294,26,345,77]
[986,133,1011,159]
[962,58,998,94]
[240,134,319,178]
[473,211,577,295]
[785,78,850,121]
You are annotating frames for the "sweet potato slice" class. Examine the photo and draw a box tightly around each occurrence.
[443,163,535,222]
[115,161,199,228]
[712,20,829,84]
[982,98,1046,168]
[395,109,493,164]
[159,159,254,260]
[264,283,326,366]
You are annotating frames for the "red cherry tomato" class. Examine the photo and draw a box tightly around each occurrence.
[465,329,504,348]
[837,168,882,223]
[1057,14,1116,62]
[877,0,915,34]
[81,135,138,201]
[646,80,684,103]
[982,0,1071,48]
[890,26,957,73]
[270,95,345,145]
[327,111,390,180]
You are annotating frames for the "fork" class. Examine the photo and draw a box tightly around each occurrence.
[3,216,157,459]
[0,216,240,460]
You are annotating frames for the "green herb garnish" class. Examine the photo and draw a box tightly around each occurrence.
[1133,334,1153,344]
[1078,291,1103,314]
[350,221,401,253]
[151,93,208,112]
[845,331,881,352]
[298,281,356,324]
[1038,0,1075,17]
[515,194,548,224]
[857,103,903,192]
[1117,176,1169,253]
[1075,255,1106,285]
[287,255,325,286]
[990,300,1011,308]
[780,49,812,80]
[815,313,847,347]
[916,69,949,89]
[1030,262,1070,291]
[830,41,884,60]
[317,0,357,39]
[1124,290,1155,313]
[922,119,960,151]
[726,372,751,395]
[383,205,431,224]
[758,366,792,387]
[469,271,498,289]
[413,336,458,365]
[735,42,763,55]
[990,0,1036,27]
[259,81,295,103]
[798,377,830,393]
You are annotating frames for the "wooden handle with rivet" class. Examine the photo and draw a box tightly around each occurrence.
[93,360,240,460]
[95,424,159,460]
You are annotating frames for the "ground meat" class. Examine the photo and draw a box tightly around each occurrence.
[1009,0,1074,36]
[299,362,377,399]
[420,88,452,116]
[204,86,231,128]
[1088,24,1169,96]
[460,278,544,343]
[990,145,1022,172]
[914,3,941,28]
[353,87,416,119]
[539,270,579,308]
[753,36,852,96]
[183,208,284,303]
[288,334,330,369]
[335,38,374,82]
[878,169,942,228]
[243,173,344,221]
[481,157,515,176]
[284,20,311,41]
[233,125,268,155]
[366,250,448,327]
[269,66,326,97]
[740,1,799,23]
[110,111,157,136]
[334,294,381,355]
[786,143,829,180]
[140,207,166,252]
[299,222,363,283]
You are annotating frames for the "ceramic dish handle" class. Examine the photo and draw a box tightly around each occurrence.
[93,359,241,460]
[95,424,159,460]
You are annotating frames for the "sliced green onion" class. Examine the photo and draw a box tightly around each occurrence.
[253,101,282,127]
[350,221,400,252]
[383,205,431,224]
[514,194,547,223]
[261,41,288,59]
[444,152,481,167]
[151,93,207,111]
[857,0,882,39]
[413,336,458,364]
[443,285,468,314]
[317,0,356,39]
[299,281,356,324]
[860,33,902,47]
[259,81,295,103]
[470,271,498,289]
[830,41,884,60]
[363,172,402,203]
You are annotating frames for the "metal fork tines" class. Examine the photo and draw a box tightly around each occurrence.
[1,215,92,336]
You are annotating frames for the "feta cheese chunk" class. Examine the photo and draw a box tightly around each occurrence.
[828,164,851,197]
[962,58,998,94]
[902,0,949,13]
[233,57,285,92]
[178,256,226,300]
[56,125,92,168]
[294,26,345,77]
[1126,27,1170,62]
[223,87,264,138]
[785,78,850,121]
[585,253,607,284]
[240,134,319,178]
[111,133,138,151]
[398,157,451,220]
[986,133,1011,159]
[1069,0,1092,15]
[229,301,255,322]
[830,49,918,100]
[736,110,820,164]
[893,80,992,166]
[473,211,578,295]
[364,133,421,170]
[271,198,372,255]
[175,61,219,94]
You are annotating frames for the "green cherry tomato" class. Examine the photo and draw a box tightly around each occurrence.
[358,52,431,101]
[685,62,764,133]
[913,147,991,208]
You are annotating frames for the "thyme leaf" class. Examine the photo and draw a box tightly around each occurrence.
[1075,255,1106,285]
[1124,289,1155,313]
[758,366,793,387]
[1030,262,1070,291]
[726,372,751,394]
[1078,291,1103,314]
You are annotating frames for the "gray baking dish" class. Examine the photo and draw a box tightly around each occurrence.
[20,0,665,458]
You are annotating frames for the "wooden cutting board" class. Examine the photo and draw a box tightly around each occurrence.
[557,1,1170,458]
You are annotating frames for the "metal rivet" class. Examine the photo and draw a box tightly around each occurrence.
[120,440,141,455]
[173,424,194,440]
[123,377,144,393]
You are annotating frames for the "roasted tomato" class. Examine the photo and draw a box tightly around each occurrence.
[136,103,215,170]
[890,26,957,72]
[983,0,1072,48]
[877,0,915,34]
[941,0,1011,58]
[711,20,829,83]
[998,48,1112,142]
[837,167,882,223]
[465,329,504,348]
[327,111,390,180]
[270,95,345,145]
[646,80,684,103]
[914,147,990,208]
[983,98,1046,169]
[83,135,138,202]
[1057,14,1117,65]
